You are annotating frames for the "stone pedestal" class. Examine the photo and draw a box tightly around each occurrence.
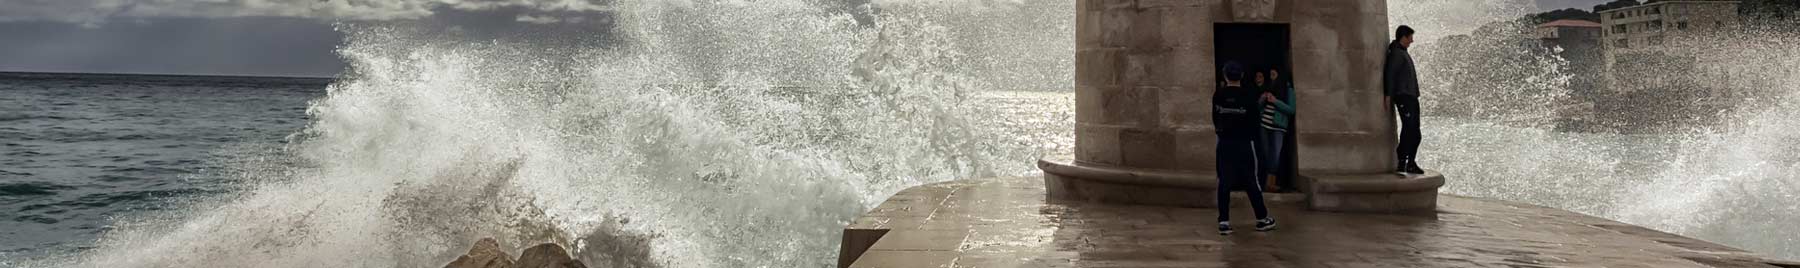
[1045,0,1442,212]
[1306,171,1445,212]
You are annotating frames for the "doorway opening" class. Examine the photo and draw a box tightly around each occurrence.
[1213,23,1298,192]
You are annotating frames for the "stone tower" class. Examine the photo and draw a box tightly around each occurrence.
[1040,0,1445,212]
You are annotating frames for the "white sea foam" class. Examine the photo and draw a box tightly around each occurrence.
[1396,0,1800,260]
[46,1,1070,267]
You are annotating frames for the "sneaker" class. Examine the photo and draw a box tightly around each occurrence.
[1218,222,1234,235]
[1405,163,1426,175]
[1395,161,1409,175]
[1255,218,1277,231]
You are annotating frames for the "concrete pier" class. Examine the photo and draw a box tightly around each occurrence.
[839,177,1797,268]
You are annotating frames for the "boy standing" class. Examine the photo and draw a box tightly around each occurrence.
[1385,25,1427,175]
[1214,62,1276,235]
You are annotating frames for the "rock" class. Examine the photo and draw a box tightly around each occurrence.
[444,238,514,268]
[515,243,587,268]
[442,238,589,268]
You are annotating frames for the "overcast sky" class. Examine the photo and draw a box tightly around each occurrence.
[0,0,1609,78]
[1538,0,1617,11]
[0,0,617,77]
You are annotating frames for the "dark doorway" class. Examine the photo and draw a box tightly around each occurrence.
[1213,23,1298,192]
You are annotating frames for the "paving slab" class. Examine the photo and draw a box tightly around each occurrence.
[841,177,1797,268]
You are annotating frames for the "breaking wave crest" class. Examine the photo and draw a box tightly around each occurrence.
[1396,0,1800,259]
[42,1,1070,267]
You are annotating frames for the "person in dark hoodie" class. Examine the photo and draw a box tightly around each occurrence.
[1384,25,1427,175]
[1214,61,1275,235]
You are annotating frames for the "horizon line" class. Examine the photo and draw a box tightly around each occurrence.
[0,70,338,80]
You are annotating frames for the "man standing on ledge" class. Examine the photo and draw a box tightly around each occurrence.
[1214,61,1275,235]
[1385,25,1427,175]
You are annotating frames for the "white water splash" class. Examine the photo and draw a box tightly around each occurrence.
[1395,0,1800,260]
[20,0,1800,266]
[38,1,1071,267]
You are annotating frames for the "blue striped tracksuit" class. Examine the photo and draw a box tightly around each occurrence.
[1213,84,1269,222]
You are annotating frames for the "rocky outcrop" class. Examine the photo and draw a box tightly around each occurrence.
[445,238,587,268]
[516,243,588,268]
[445,238,514,268]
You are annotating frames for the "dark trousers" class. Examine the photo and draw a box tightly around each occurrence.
[1216,138,1268,223]
[1392,95,1421,164]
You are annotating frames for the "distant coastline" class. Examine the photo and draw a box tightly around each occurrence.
[0,70,337,80]
[0,71,336,88]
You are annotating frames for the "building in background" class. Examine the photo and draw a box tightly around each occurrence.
[1537,19,1604,61]
[1599,0,1739,94]
[1600,0,1741,53]
[1538,19,1604,40]
[1595,0,1743,132]
[1535,19,1607,131]
[1598,0,1741,82]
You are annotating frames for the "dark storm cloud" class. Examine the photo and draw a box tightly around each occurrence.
[0,0,618,77]
[0,17,345,77]
[0,0,612,26]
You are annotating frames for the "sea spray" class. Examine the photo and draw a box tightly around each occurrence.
[1396,0,1800,259]
[1609,27,1800,259]
[25,0,1800,266]
[52,1,1070,267]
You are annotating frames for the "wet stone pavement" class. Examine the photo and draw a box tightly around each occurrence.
[841,177,1796,268]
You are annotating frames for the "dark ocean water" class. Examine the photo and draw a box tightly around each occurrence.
[0,72,327,256]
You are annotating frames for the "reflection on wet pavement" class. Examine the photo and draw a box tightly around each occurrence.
[842,177,1793,268]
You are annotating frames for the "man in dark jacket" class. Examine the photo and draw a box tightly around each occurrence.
[1384,25,1426,175]
[1214,61,1275,235]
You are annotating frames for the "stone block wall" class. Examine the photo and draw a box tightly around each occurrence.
[1074,0,1396,175]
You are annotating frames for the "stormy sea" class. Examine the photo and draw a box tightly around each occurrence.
[2,0,1795,267]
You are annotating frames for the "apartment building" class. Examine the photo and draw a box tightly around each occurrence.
[1600,1,1740,51]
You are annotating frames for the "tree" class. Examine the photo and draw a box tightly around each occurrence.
[1531,8,1601,24]
[1741,0,1800,21]
[1594,0,1642,12]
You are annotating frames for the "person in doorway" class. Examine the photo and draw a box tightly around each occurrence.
[1214,61,1276,235]
[1260,68,1295,192]
[1385,25,1427,175]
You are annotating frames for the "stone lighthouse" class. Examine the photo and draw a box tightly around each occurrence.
[1039,0,1445,212]
[837,3,1784,267]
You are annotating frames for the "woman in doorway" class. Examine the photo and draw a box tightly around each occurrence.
[1259,68,1295,193]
